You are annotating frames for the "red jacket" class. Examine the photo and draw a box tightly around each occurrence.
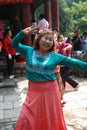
[0,41,2,49]
[3,36,16,55]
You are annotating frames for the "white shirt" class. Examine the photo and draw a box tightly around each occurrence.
[37,18,49,30]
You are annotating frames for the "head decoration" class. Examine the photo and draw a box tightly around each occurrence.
[39,29,54,36]
[35,29,54,41]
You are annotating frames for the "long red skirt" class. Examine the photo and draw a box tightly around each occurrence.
[14,80,67,130]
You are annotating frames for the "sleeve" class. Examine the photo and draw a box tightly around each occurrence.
[0,42,2,48]
[3,39,10,54]
[11,31,30,57]
[54,52,87,71]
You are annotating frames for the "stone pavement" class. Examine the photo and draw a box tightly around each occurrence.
[63,76,87,130]
[0,76,87,130]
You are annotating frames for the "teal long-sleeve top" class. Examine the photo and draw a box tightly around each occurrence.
[11,31,87,82]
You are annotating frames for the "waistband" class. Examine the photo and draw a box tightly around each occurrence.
[28,80,58,92]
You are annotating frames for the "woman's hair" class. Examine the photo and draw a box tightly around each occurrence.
[33,29,56,52]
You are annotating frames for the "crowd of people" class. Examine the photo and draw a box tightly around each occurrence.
[0,13,87,130]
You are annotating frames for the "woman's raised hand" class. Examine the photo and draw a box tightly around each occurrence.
[22,26,38,36]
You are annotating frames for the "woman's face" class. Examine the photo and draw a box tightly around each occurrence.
[39,34,54,52]
[58,35,64,42]
[58,35,65,45]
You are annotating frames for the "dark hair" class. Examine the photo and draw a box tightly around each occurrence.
[66,37,72,43]
[83,32,87,36]
[31,19,36,23]
[39,14,44,19]
[3,29,11,39]
[74,28,80,33]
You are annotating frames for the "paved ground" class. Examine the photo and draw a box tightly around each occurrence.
[0,75,87,130]
[63,76,87,130]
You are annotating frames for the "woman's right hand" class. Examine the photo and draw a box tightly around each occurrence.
[22,26,38,36]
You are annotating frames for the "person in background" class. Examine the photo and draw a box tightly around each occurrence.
[37,13,49,30]
[12,26,87,130]
[66,37,79,91]
[52,28,63,97]
[82,32,87,53]
[52,28,59,44]
[3,29,16,79]
[53,31,79,106]
[57,35,72,105]
[72,28,83,52]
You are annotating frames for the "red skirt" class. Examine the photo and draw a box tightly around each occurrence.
[14,80,67,130]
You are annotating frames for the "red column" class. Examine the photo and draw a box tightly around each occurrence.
[22,4,31,45]
[44,0,51,28]
[51,0,59,30]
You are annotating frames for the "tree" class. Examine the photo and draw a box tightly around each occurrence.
[69,1,87,33]
[59,0,87,35]
[59,0,74,35]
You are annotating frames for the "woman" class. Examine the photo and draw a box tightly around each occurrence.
[12,26,87,130]
[57,35,77,105]
[3,29,16,79]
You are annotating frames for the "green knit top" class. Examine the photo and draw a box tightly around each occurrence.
[11,31,87,81]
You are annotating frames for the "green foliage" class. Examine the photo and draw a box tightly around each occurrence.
[68,1,87,34]
[59,0,87,36]
[36,4,44,23]
[59,0,74,35]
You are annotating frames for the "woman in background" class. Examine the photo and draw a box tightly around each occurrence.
[3,29,16,79]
